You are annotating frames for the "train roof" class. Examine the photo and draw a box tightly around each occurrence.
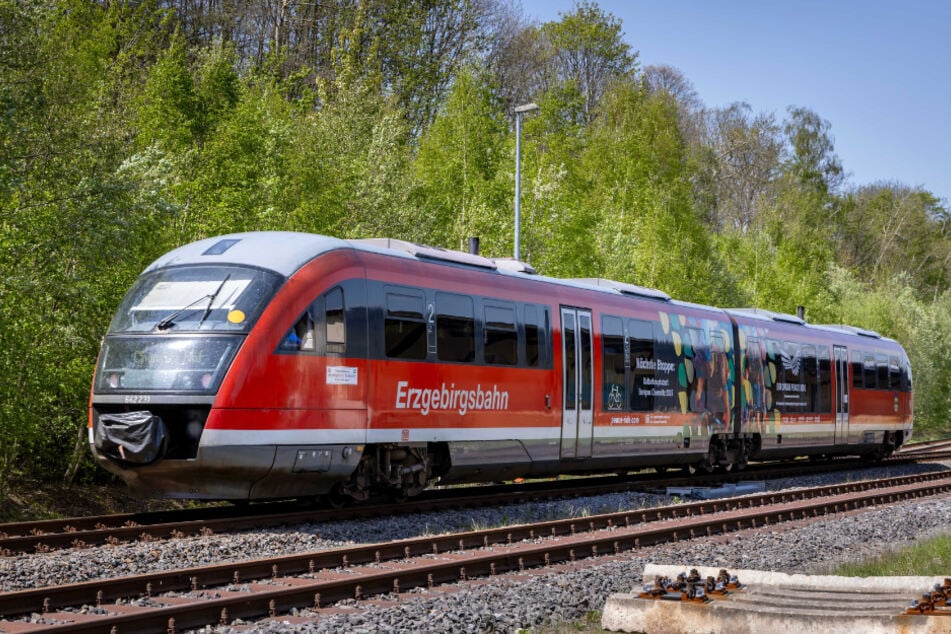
[726,308,899,347]
[146,232,902,352]
[144,232,349,277]
[144,232,734,319]
[725,307,806,326]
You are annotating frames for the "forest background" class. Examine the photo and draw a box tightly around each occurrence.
[2,0,950,488]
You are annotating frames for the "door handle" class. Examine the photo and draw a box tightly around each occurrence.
[545,394,551,409]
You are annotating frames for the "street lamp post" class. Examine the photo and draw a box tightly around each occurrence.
[513,102,539,261]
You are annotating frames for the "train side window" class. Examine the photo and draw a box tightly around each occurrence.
[817,346,832,413]
[524,305,539,366]
[325,287,345,354]
[801,345,818,412]
[688,328,711,414]
[851,350,864,389]
[282,311,315,352]
[627,318,655,411]
[484,303,517,365]
[888,356,901,390]
[766,338,784,384]
[385,290,427,360]
[436,292,474,362]
[524,304,550,367]
[706,330,731,418]
[601,315,625,411]
[653,321,680,412]
[746,337,766,415]
[904,359,913,391]
[863,353,877,389]
[876,353,889,390]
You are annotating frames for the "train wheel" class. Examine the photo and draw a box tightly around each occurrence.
[324,484,350,509]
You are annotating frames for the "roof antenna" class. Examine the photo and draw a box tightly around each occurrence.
[797,305,805,321]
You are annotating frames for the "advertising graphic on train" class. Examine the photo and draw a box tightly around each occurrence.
[738,327,833,434]
[602,310,735,437]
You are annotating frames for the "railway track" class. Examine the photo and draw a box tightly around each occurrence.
[2,470,950,632]
[900,437,951,453]
[3,451,950,557]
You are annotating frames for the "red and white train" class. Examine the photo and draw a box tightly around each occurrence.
[89,232,913,502]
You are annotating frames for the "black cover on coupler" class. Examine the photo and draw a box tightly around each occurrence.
[95,411,167,465]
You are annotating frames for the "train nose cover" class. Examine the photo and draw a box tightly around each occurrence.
[95,411,168,465]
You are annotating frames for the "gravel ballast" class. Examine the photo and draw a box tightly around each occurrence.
[2,462,949,633]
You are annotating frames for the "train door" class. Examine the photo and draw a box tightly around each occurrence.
[833,345,850,444]
[560,307,594,459]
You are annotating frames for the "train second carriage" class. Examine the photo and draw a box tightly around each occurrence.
[88,232,913,502]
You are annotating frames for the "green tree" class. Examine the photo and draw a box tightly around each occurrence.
[836,184,950,294]
[583,82,733,304]
[540,0,638,124]
[286,60,414,240]
[413,67,510,251]
[0,0,178,485]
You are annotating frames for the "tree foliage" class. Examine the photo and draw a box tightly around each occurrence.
[1,0,949,488]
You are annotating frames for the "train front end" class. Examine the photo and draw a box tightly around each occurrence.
[88,233,349,500]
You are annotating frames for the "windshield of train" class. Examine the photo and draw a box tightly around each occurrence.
[96,335,241,393]
[108,265,283,334]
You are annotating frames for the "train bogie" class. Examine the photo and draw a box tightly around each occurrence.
[88,232,913,502]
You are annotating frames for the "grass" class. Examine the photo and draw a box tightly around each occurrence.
[836,532,951,577]
[0,477,194,522]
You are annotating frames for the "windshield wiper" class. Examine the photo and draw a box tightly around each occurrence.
[155,274,232,331]
[197,274,231,329]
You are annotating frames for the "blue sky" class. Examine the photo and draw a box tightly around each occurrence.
[520,0,951,204]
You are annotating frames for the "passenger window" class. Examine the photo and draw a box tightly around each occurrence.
[601,315,625,411]
[325,287,345,350]
[523,304,550,367]
[385,290,427,360]
[525,306,540,366]
[746,337,767,414]
[436,292,474,362]
[818,347,832,413]
[706,330,729,418]
[484,304,517,365]
[851,350,864,389]
[863,354,877,389]
[801,345,818,412]
[628,318,655,412]
[690,328,710,413]
[876,354,889,390]
[888,356,901,390]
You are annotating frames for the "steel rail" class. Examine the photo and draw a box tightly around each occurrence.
[3,452,950,557]
[2,471,951,632]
